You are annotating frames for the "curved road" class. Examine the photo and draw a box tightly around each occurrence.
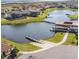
[18,32,69,57]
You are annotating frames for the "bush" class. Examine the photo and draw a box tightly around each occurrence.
[10,47,19,58]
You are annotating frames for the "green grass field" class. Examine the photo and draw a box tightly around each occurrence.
[46,32,65,43]
[46,32,77,46]
[68,13,78,20]
[63,33,78,45]
[2,38,40,51]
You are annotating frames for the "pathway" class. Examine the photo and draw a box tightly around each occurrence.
[30,40,56,48]
[17,32,69,59]
[19,32,69,54]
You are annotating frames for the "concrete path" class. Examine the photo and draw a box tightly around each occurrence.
[30,40,56,48]
[55,32,69,45]
[17,32,69,59]
[19,32,69,54]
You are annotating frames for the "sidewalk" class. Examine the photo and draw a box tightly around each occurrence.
[19,32,69,54]
[17,32,69,59]
[30,40,56,48]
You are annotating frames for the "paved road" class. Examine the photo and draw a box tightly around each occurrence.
[19,32,69,54]
[17,45,78,59]
[17,32,77,59]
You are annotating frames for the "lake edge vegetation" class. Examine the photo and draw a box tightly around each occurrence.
[68,13,78,20]
[2,38,40,51]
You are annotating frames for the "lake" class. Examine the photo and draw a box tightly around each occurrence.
[1,22,55,43]
[44,10,76,23]
[1,10,76,43]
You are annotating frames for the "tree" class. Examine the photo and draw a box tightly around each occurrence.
[10,47,19,58]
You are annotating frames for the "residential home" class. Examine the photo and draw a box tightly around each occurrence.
[4,9,41,20]
[1,41,14,56]
[29,9,40,17]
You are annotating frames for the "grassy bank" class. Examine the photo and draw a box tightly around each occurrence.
[46,32,77,46]
[68,13,78,20]
[63,33,77,45]
[1,8,55,25]
[2,38,40,51]
[46,32,65,43]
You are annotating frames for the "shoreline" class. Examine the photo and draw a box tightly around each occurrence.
[1,8,55,25]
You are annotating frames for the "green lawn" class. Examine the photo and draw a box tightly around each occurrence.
[70,8,78,11]
[68,13,78,20]
[46,32,65,43]
[63,33,78,45]
[2,38,40,51]
[1,8,55,25]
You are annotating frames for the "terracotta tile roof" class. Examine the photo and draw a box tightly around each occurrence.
[1,41,13,53]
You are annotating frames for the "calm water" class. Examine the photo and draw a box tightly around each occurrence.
[45,10,76,22]
[2,22,55,43]
[1,10,76,43]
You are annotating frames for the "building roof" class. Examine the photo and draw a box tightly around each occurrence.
[10,9,40,15]
[1,41,13,53]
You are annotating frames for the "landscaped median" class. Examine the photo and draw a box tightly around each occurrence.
[1,8,55,25]
[2,38,40,51]
[45,32,65,43]
[63,33,78,45]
